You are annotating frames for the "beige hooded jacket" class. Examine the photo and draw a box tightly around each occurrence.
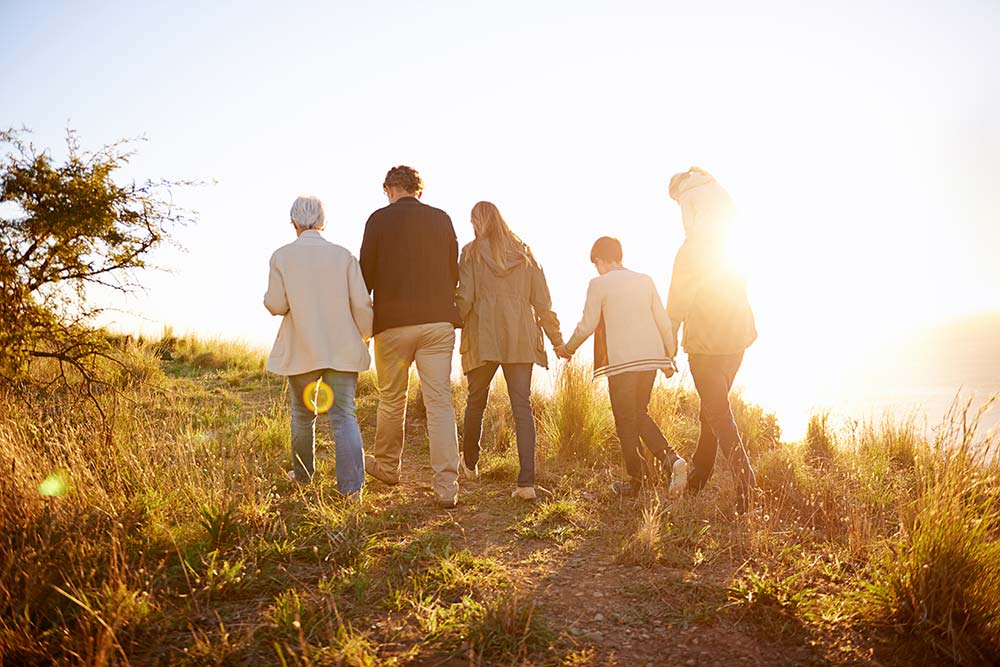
[455,240,564,375]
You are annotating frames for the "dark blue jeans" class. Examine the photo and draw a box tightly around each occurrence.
[463,362,535,487]
[688,352,756,505]
[287,369,364,494]
[607,370,677,483]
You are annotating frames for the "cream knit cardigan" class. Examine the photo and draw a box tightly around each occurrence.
[565,267,676,378]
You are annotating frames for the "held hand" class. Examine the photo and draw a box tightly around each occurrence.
[661,358,678,378]
[554,344,573,360]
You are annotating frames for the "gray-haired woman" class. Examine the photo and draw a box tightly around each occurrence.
[264,195,373,496]
[456,201,564,501]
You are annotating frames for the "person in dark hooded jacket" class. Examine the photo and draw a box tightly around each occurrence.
[456,201,564,500]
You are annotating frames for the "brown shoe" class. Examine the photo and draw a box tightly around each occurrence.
[364,454,398,485]
[511,486,537,501]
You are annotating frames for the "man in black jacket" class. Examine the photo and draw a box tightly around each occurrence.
[360,165,462,508]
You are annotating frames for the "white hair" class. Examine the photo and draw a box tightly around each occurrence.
[290,195,325,230]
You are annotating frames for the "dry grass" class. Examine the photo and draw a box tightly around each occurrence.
[2,334,999,665]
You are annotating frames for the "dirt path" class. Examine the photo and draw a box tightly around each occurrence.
[363,453,845,666]
[206,371,886,666]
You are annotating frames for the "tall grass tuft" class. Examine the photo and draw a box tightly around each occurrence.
[617,499,665,566]
[541,361,615,461]
[805,412,835,461]
[865,398,1000,664]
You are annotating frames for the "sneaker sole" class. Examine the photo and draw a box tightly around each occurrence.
[668,459,688,497]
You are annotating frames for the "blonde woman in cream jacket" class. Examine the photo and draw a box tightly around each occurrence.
[667,167,757,513]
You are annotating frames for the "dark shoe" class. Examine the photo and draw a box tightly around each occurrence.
[436,495,459,509]
[286,470,310,485]
[684,467,706,496]
[610,480,643,497]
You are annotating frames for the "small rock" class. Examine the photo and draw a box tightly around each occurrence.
[574,591,585,597]
[593,613,605,622]
[570,627,583,636]
[592,591,604,597]
[685,660,697,667]
[692,638,699,645]
[588,631,604,641]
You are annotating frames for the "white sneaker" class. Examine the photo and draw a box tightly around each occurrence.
[460,456,479,481]
[668,457,688,497]
[511,486,537,501]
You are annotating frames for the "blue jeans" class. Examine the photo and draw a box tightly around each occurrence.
[463,362,535,487]
[288,369,364,495]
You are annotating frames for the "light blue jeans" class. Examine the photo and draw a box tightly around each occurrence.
[287,369,364,495]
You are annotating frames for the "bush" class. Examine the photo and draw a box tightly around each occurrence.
[1,129,191,387]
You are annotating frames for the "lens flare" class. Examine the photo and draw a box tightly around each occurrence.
[303,379,334,414]
[39,471,68,497]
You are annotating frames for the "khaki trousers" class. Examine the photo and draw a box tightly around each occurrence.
[373,322,459,501]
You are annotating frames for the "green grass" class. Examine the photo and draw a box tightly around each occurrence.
[541,360,616,462]
[2,333,1000,665]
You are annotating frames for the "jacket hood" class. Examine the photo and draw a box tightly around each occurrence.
[476,238,527,277]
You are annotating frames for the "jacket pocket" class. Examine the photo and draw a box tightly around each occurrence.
[459,313,474,354]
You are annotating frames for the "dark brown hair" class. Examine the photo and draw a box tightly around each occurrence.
[590,236,623,263]
[383,165,424,194]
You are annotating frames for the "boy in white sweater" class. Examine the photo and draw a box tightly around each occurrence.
[556,237,687,497]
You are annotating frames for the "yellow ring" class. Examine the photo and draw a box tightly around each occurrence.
[303,379,335,414]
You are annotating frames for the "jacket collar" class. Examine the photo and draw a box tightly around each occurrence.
[296,229,325,242]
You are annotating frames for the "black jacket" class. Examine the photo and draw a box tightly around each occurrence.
[360,197,461,335]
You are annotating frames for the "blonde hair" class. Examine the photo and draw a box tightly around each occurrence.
[668,166,734,237]
[469,201,534,266]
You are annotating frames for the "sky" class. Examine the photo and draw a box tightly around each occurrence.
[3,0,999,437]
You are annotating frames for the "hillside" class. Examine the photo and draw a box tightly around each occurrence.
[1,335,999,666]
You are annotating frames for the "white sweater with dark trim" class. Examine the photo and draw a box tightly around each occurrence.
[565,267,677,378]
